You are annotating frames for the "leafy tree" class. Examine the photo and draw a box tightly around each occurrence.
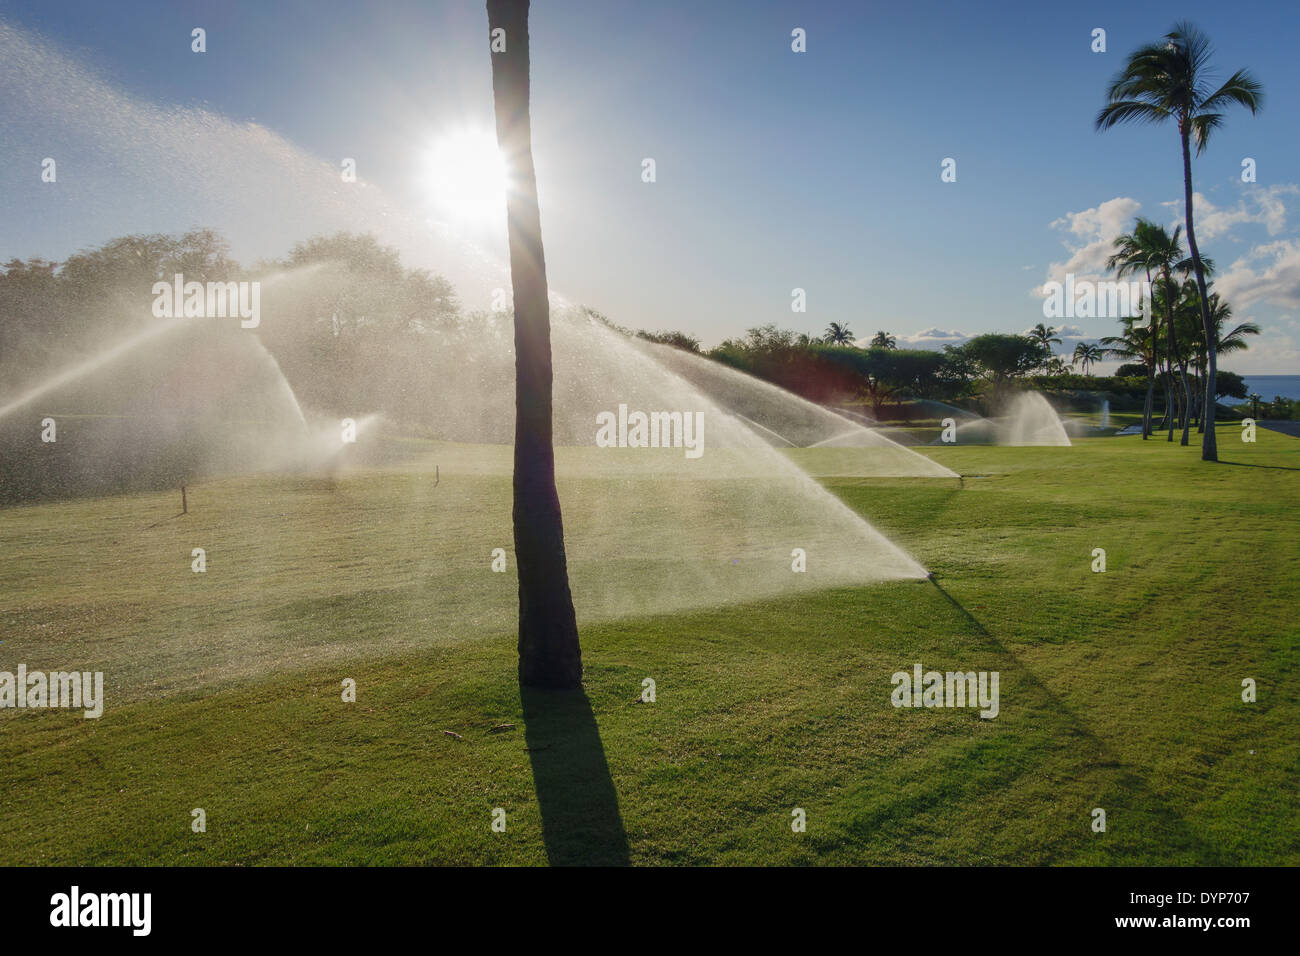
[0,258,60,377]
[1215,370,1247,401]
[819,346,947,417]
[163,228,239,284]
[401,269,459,331]
[955,333,1048,399]
[287,232,404,279]
[1266,396,1297,420]
[637,329,701,352]
[710,325,861,403]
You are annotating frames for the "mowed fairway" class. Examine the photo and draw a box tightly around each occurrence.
[0,429,1296,865]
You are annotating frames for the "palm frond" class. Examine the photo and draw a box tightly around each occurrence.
[1095,100,1170,130]
[1166,21,1215,82]
[1220,321,1260,344]
[1200,69,1264,114]
[1191,112,1224,153]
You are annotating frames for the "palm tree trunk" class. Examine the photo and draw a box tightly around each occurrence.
[1180,130,1217,460]
[1164,364,1175,434]
[1195,360,1206,432]
[1162,283,1183,443]
[1165,375,1175,441]
[1142,368,1154,438]
[487,0,582,689]
[1178,366,1191,444]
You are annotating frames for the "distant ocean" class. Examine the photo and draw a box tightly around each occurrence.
[1224,374,1300,404]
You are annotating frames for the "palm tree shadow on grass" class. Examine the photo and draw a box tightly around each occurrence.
[520,686,630,866]
[928,577,1235,864]
[1217,459,1300,472]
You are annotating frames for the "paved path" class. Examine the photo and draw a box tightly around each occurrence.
[1259,420,1300,438]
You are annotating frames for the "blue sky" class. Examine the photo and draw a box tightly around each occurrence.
[2,0,1298,371]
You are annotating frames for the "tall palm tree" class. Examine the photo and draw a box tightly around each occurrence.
[1204,294,1258,355]
[1097,21,1263,461]
[1029,323,1063,351]
[1206,295,1260,395]
[1101,314,1158,435]
[869,330,897,349]
[824,322,855,346]
[1127,219,1196,444]
[487,0,582,689]
[1183,289,1258,430]
[1072,342,1103,376]
[1106,229,1161,437]
[1168,253,1218,441]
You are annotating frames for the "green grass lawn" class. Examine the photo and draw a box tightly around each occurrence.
[1,428,1296,865]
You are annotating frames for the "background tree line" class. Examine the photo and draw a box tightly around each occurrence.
[0,229,496,433]
[635,320,1244,420]
[0,228,1261,433]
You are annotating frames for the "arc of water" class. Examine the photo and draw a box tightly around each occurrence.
[732,413,796,447]
[0,267,318,425]
[809,427,875,448]
[632,339,958,477]
[0,319,185,420]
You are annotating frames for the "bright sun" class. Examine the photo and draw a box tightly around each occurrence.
[422,129,509,224]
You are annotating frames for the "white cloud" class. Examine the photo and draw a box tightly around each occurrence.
[1050,196,1142,243]
[1040,197,1142,292]
[1160,185,1298,241]
[1218,316,1300,375]
[1215,239,1300,311]
[898,327,970,349]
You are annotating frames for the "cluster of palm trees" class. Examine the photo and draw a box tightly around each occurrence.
[821,324,901,349]
[1095,20,1263,461]
[1100,218,1257,443]
[1022,323,1104,375]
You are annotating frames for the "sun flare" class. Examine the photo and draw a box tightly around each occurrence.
[422,129,508,224]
